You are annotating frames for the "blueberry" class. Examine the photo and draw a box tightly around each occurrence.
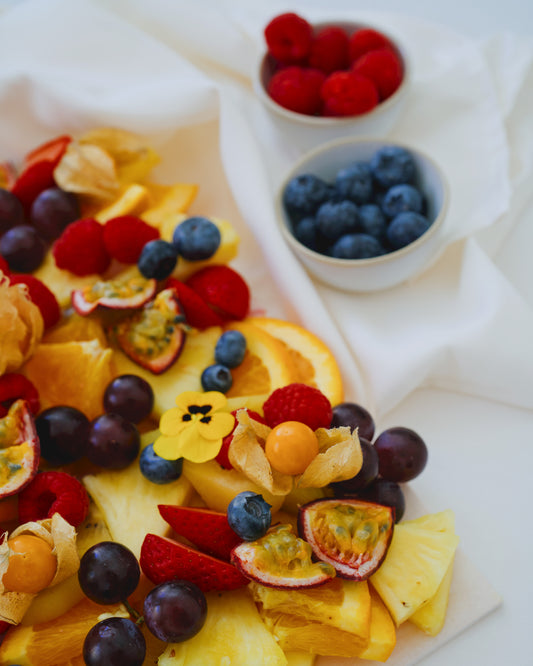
[386,212,431,250]
[358,204,387,240]
[370,146,416,188]
[382,184,423,218]
[139,443,183,484]
[331,233,386,259]
[335,161,373,204]
[201,364,233,393]
[138,239,178,280]
[293,216,319,250]
[316,200,359,241]
[283,174,332,221]
[214,330,246,369]
[227,491,271,541]
[172,216,221,261]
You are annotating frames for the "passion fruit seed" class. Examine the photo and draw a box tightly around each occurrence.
[2,534,57,593]
[265,421,319,475]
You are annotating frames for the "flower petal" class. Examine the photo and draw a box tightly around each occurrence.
[175,391,205,411]
[153,433,183,461]
[197,412,235,440]
[159,407,189,436]
[202,391,228,412]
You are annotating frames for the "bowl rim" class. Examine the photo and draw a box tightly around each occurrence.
[275,136,451,267]
[255,19,411,126]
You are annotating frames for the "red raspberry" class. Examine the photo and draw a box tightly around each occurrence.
[308,26,350,74]
[215,409,265,470]
[348,27,396,63]
[263,383,333,432]
[18,470,90,528]
[0,255,9,275]
[264,12,313,64]
[321,71,379,117]
[352,48,403,100]
[185,265,250,321]
[268,66,326,115]
[103,215,160,264]
[0,372,40,416]
[9,273,61,330]
[52,218,111,276]
[166,277,224,329]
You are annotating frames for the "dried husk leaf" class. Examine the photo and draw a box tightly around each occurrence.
[54,141,120,200]
[228,411,363,496]
[0,513,80,624]
[0,273,44,374]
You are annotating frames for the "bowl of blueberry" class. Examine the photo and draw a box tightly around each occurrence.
[254,12,410,152]
[276,137,449,292]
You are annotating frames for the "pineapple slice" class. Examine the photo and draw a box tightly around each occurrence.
[285,653,315,666]
[356,588,396,662]
[410,559,455,636]
[82,431,193,558]
[370,512,459,625]
[250,578,371,637]
[158,587,288,666]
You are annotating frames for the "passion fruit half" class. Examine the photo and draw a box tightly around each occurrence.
[0,399,40,499]
[71,274,157,315]
[230,524,336,589]
[110,288,186,374]
[298,498,394,581]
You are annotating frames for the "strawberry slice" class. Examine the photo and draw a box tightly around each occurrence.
[185,265,250,321]
[158,504,241,561]
[140,533,248,592]
[166,277,224,329]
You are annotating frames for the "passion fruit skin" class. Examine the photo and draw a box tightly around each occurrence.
[0,400,40,499]
[71,277,157,315]
[297,498,394,582]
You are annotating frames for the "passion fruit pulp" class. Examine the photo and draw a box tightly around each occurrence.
[71,273,157,315]
[298,498,394,581]
[110,288,186,374]
[0,400,40,499]
[230,524,336,589]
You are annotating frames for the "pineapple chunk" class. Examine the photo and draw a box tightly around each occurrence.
[370,513,459,625]
[142,182,199,228]
[251,578,371,637]
[356,588,396,662]
[93,183,151,222]
[158,588,288,666]
[82,432,193,558]
[285,653,315,666]
[410,559,455,636]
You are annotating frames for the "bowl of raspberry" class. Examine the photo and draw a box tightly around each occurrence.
[275,137,449,292]
[255,13,410,152]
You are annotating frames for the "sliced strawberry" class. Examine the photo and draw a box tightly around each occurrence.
[140,533,248,592]
[185,265,250,321]
[166,277,224,329]
[158,504,242,561]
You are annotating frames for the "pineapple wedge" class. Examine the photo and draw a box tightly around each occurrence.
[356,588,396,663]
[370,512,459,625]
[285,653,316,666]
[82,431,193,558]
[158,587,288,666]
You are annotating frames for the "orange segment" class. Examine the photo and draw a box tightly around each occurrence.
[249,316,344,407]
[43,313,107,347]
[21,340,114,420]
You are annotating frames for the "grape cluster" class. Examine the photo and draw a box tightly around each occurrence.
[79,542,207,665]
[329,402,428,522]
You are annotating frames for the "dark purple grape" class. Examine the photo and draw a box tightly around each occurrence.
[30,187,80,241]
[35,405,90,465]
[330,402,375,441]
[357,478,405,523]
[330,438,379,495]
[87,413,140,469]
[83,617,145,666]
[0,224,46,272]
[373,426,428,482]
[143,580,207,643]
[78,541,140,604]
[103,375,154,424]
[0,187,25,234]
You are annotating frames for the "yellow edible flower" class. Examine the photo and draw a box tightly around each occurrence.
[154,391,235,463]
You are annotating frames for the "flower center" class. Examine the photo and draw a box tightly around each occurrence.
[183,404,212,424]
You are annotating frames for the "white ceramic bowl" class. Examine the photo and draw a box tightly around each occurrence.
[275,137,450,292]
[254,21,411,154]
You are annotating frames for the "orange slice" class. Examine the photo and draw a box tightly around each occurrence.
[249,317,344,407]
[43,312,107,347]
[21,340,114,420]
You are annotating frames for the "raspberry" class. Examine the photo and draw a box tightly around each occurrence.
[321,71,379,117]
[53,218,111,276]
[308,26,350,74]
[348,28,396,63]
[18,470,90,528]
[268,66,326,115]
[166,277,224,329]
[263,383,333,431]
[0,372,40,416]
[352,48,403,100]
[185,265,250,321]
[9,273,61,329]
[103,215,160,264]
[264,12,313,64]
